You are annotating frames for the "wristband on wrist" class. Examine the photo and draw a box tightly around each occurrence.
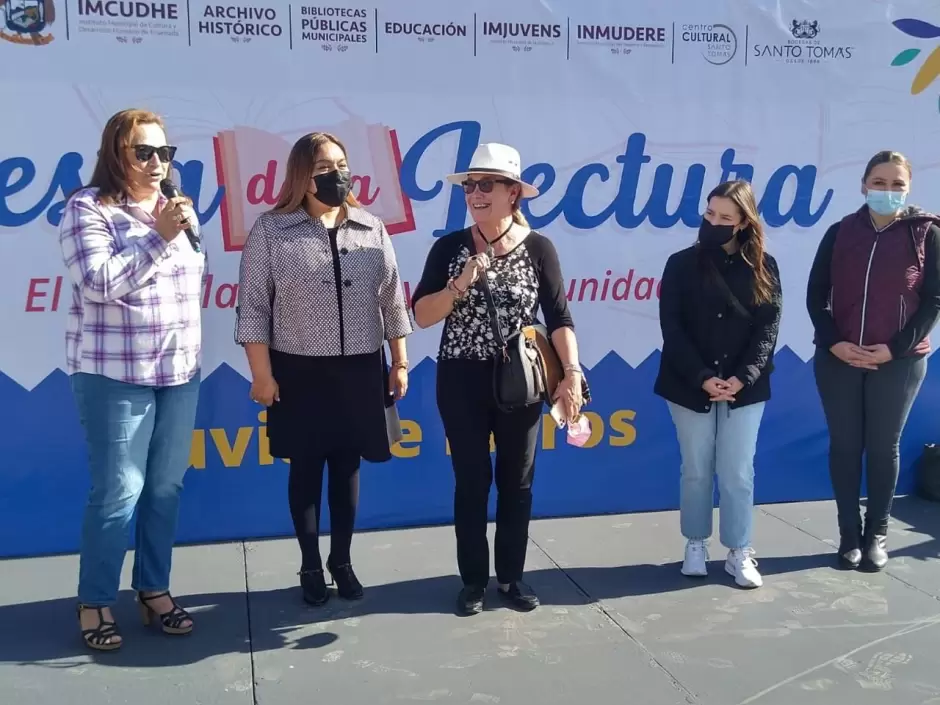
[447,277,467,299]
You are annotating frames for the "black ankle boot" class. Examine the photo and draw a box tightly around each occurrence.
[299,569,329,606]
[837,527,863,570]
[326,559,364,600]
[861,529,889,572]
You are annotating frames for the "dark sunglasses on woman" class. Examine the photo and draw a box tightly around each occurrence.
[461,177,515,194]
[133,144,177,163]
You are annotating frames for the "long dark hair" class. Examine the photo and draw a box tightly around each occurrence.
[699,180,775,305]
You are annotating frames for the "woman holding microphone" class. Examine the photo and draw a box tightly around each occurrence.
[59,108,204,650]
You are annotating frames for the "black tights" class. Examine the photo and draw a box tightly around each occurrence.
[287,450,361,570]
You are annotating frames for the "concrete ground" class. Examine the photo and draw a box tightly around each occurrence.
[3,497,940,705]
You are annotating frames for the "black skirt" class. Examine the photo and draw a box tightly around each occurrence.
[267,347,399,463]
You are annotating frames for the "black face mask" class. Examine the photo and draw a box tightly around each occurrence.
[312,169,352,207]
[698,219,736,249]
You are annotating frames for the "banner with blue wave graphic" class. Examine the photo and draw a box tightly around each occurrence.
[3,0,940,557]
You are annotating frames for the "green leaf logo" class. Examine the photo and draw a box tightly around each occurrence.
[891,47,922,66]
[892,18,940,103]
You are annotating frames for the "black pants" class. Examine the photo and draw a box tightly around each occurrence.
[437,360,543,587]
[288,450,361,570]
[814,349,927,537]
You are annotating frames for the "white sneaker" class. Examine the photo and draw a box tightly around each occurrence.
[725,548,762,588]
[681,539,709,576]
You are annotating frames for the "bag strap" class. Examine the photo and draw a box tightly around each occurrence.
[706,258,752,321]
[477,262,508,351]
[464,227,509,351]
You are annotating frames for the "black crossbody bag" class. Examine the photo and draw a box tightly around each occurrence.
[477,261,591,413]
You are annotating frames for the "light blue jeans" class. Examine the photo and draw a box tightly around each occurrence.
[667,401,765,550]
[70,372,201,606]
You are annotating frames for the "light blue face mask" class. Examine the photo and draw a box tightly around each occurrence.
[866,188,907,216]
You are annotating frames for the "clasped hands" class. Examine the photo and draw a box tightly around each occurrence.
[702,375,744,403]
[830,341,892,370]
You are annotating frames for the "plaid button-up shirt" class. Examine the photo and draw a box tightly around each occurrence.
[58,187,206,387]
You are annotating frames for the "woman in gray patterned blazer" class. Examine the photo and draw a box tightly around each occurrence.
[235,132,413,606]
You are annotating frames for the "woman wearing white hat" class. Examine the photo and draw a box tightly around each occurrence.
[412,143,585,616]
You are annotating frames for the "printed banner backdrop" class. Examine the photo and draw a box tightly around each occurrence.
[2,0,940,558]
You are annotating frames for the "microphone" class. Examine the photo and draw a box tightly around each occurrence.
[159,178,201,253]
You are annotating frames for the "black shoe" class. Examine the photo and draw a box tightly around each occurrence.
[456,585,485,616]
[299,569,329,606]
[837,527,863,570]
[860,532,889,572]
[327,559,364,600]
[496,581,539,611]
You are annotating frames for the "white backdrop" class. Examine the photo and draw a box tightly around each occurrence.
[3,0,940,387]
[2,0,940,556]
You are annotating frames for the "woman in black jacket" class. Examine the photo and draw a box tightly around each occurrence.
[654,179,782,589]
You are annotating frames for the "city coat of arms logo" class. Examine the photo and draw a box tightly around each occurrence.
[0,0,55,45]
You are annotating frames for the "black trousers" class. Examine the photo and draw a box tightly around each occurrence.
[288,450,361,571]
[814,349,927,538]
[437,359,543,587]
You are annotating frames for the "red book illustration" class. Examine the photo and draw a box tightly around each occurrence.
[213,121,416,252]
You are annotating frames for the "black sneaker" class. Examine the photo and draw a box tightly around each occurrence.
[456,585,485,616]
[299,569,329,606]
[497,581,539,611]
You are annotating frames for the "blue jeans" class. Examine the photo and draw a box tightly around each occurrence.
[667,401,765,550]
[70,372,201,606]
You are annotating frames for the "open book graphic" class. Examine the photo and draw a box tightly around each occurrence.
[213,122,416,252]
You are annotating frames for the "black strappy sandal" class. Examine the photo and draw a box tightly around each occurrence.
[77,604,122,651]
[136,591,193,635]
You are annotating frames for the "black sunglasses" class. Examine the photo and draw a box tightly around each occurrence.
[132,144,177,163]
[461,177,515,194]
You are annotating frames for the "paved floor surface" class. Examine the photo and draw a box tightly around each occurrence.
[3,497,940,704]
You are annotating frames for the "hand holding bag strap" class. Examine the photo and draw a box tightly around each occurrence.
[706,258,752,321]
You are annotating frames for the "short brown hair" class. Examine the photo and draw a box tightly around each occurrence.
[270,132,360,213]
[86,109,170,205]
[862,150,912,182]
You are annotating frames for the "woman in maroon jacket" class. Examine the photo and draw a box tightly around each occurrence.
[807,150,940,572]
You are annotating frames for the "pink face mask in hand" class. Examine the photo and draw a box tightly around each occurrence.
[566,414,591,447]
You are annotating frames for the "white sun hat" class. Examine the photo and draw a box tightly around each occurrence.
[445,143,540,199]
